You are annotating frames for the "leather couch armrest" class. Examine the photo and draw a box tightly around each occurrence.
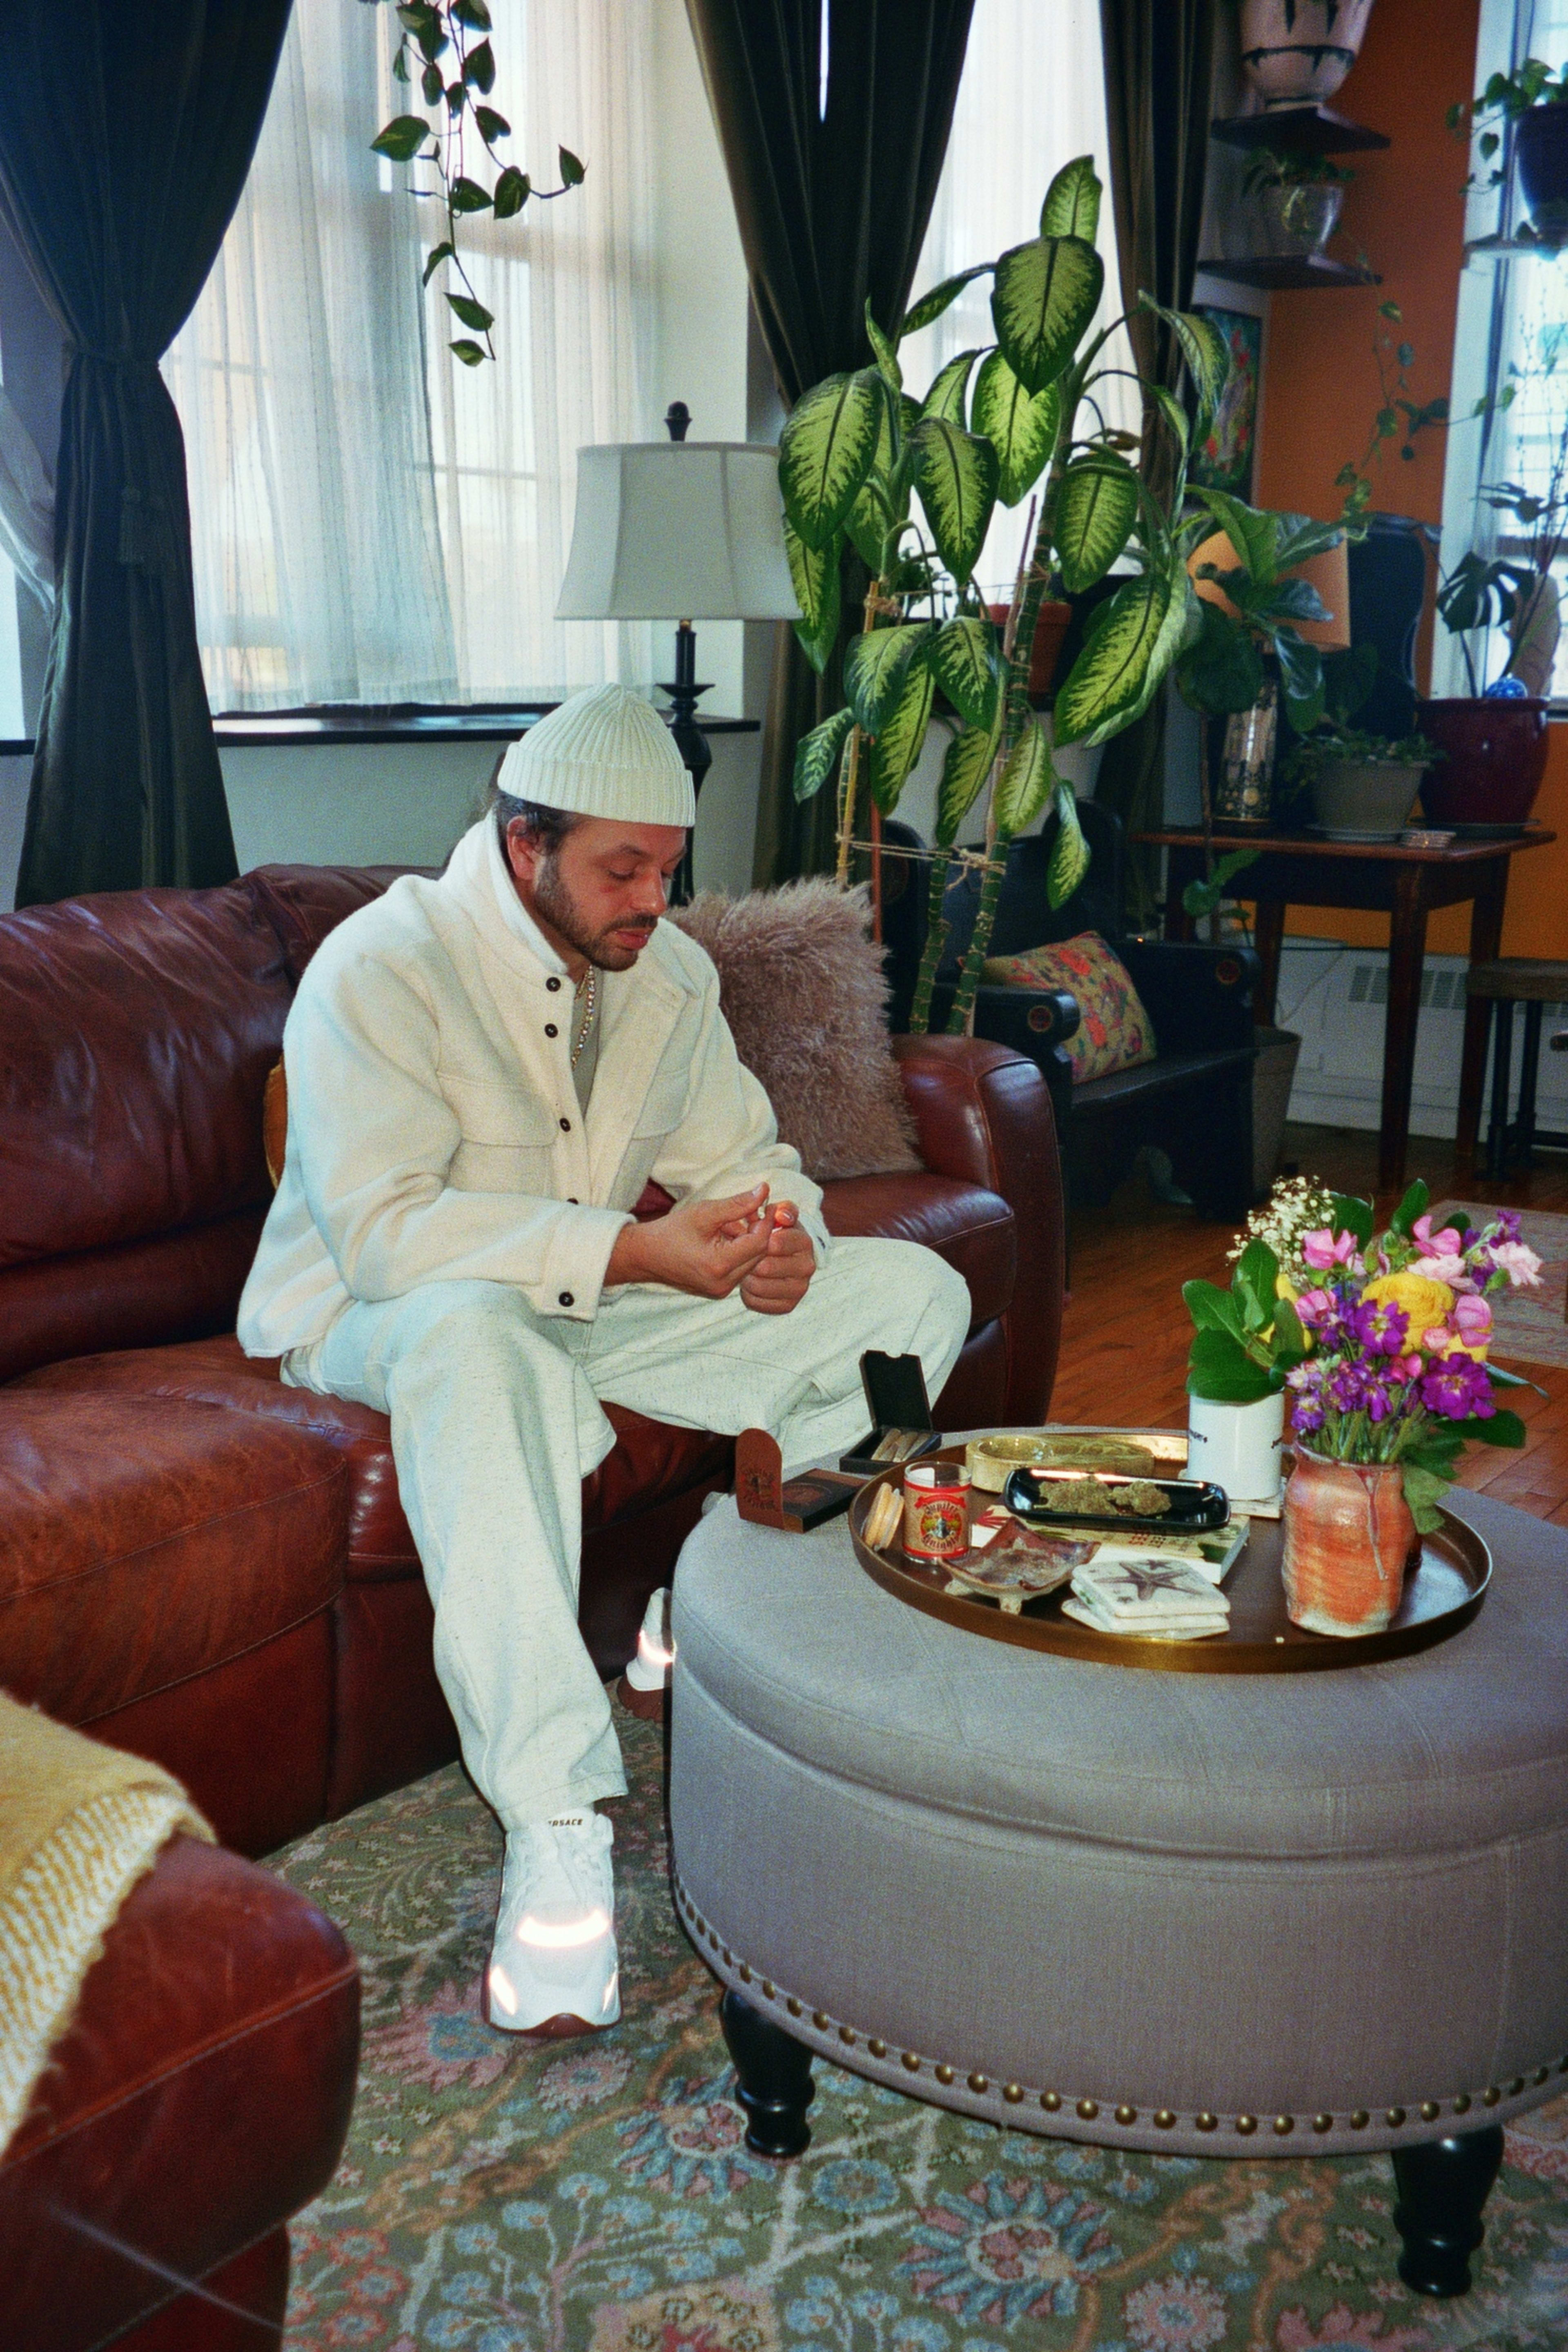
[891,1034,1064,1423]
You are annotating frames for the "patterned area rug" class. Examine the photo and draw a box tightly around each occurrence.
[274,1702,1568,2352]
[1426,1205,1568,1372]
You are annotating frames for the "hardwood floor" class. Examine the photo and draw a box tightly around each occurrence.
[1052,1123,1568,1526]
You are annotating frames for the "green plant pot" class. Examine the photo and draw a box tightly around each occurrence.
[1311,757,1425,840]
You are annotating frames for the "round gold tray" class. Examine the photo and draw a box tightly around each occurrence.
[848,1445,1491,1674]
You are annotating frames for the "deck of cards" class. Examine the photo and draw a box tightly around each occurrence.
[1062,1557,1231,1642]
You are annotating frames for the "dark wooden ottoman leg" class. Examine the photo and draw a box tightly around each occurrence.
[720,1990,815,2158]
[1390,2125,1504,2297]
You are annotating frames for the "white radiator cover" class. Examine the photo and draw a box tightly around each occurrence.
[1272,939,1568,1140]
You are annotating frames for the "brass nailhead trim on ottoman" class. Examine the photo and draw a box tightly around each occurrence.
[1003,2083,1024,2105]
[1483,2087,1501,2106]
[1196,2113,1218,2132]
[869,2039,887,2059]
[1154,2110,1177,2129]
[812,2011,830,2030]
[1349,2111,1370,2128]
[738,1964,752,1983]
[1235,2115,1257,2136]
[1076,2098,1099,2120]
[901,2052,921,2072]
[1273,2116,1294,2136]
[935,2064,955,2085]
[761,1982,775,2000]
[1385,2107,1406,2128]
[1510,2077,1525,2096]
[1041,2092,1062,2112]
[1453,2094,1471,2113]
[1115,2105,1137,2126]
[838,2027,856,2045]
[786,1998,802,2018]
[1312,2115,1333,2133]
[967,2072,989,2094]
[1420,2101,1441,2122]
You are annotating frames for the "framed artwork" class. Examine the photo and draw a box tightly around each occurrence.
[1192,306,1263,499]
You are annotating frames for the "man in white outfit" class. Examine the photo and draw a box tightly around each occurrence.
[238,683,970,2039]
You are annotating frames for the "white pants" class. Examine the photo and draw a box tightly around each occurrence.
[290,1238,969,1828]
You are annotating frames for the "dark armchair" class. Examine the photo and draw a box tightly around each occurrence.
[884,803,1261,1221]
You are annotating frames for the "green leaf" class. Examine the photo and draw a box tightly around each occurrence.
[785,521,841,674]
[1176,601,1265,718]
[869,660,935,815]
[474,104,510,145]
[446,80,467,115]
[936,717,1001,846]
[422,238,455,286]
[450,339,488,367]
[463,37,496,92]
[971,350,1058,506]
[1053,573,1170,747]
[393,44,410,81]
[452,0,492,24]
[1184,1280,1248,1341]
[993,717,1055,835]
[779,371,883,552]
[1047,781,1089,908]
[1040,154,1102,243]
[922,348,980,427]
[371,114,435,163]
[902,264,993,338]
[1328,1192,1374,1247]
[1113,564,1201,735]
[1272,626,1325,733]
[928,616,1001,730]
[1141,297,1228,433]
[559,147,586,186]
[493,165,530,218]
[793,705,855,804]
[446,291,494,333]
[1272,510,1345,572]
[1388,1179,1431,1238]
[423,60,444,105]
[1193,488,1279,582]
[1182,844,1261,918]
[1186,1327,1277,1402]
[1235,1238,1281,1332]
[910,416,998,584]
[1150,383,1190,462]
[864,300,902,392]
[1400,1459,1452,1533]
[1271,1296,1307,1362]
[1053,452,1138,593]
[991,234,1104,395]
[843,621,935,734]
[449,175,493,213]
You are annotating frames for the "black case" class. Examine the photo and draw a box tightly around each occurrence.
[838,1351,943,1478]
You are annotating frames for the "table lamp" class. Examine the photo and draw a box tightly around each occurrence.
[556,403,801,897]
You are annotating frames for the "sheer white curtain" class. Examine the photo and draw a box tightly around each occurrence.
[165,0,656,709]
[898,0,1140,601]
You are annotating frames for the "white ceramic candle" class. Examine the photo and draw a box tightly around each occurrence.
[1187,1390,1285,1503]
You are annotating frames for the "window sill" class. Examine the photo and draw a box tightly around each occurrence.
[0,704,763,755]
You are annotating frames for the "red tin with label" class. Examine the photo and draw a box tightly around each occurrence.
[902,1461,971,1561]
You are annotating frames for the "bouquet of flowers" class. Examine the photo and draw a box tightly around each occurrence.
[1283,1180,1538,1529]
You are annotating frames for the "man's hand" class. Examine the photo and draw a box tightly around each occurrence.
[605,1185,773,1298]
[739,1202,816,1316]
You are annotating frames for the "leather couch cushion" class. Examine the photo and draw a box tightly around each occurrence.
[0,1834,359,2352]
[244,862,402,984]
[20,1338,732,1580]
[0,883,292,1275]
[821,1173,1014,1330]
[0,1390,347,1722]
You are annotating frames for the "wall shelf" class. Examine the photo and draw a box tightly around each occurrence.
[1194,253,1380,291]
[1211,104,1390,156]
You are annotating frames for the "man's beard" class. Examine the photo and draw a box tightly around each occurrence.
[532,855,656,972]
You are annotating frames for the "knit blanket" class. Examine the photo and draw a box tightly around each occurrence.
[0,1697,212,2155]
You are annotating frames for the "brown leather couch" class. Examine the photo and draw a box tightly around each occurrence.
[0,862,1064,2350]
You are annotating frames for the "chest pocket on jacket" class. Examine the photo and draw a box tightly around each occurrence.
[632,1067,689,1139]
[439,1074,559,1148]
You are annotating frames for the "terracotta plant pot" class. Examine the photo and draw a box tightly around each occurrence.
[1239,0,1374,109]
[1281,1446,1415,1636]
[987,599,1072,697]
[1413,696,1550,827]
[1515,104,1568,241]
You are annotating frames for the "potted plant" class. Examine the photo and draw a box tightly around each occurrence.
[778,152,1239,1034]
[1182,1212,1314,1506]
[1275,644,1438,837]
[1236,0,1376,113]
[1241,149,1354,256]
[1453,57,1568,242]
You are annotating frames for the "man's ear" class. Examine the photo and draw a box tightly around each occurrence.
[503,817,544,891]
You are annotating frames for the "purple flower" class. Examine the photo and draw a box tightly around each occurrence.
[1419,1355,1494,1421]
[1350,1299,1410,1356]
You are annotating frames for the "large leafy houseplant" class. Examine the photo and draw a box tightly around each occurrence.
[776,154,1231,1036]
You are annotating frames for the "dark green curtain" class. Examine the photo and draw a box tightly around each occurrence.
[0,2,292,906]
[1095,0,1215,922]
[684,0,974,884]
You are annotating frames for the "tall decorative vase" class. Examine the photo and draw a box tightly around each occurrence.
[1281,1448,1415,1636]
[1239,0,1375,110]
[1214,676,1278,822]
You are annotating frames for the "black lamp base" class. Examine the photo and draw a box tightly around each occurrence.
[659,619,711,905]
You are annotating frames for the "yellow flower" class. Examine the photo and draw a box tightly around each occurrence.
[1361,1270,1454,1341]
[1275,1273,1298,1303]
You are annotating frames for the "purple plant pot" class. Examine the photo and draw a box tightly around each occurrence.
[1414,697,1550,826]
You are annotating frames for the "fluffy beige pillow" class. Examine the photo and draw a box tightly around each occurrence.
[672,881,921,1181]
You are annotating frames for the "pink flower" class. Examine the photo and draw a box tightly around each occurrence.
[1302,1229,1359,1271]
[1294,1287,1335,1325]
[1491,1238,1543,1286]
[1454,1293,1493,1342]
[1416,1252,1468,1285]
[1412,1214,1464,1258]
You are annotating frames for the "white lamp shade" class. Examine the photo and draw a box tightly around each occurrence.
[555,441,801,622]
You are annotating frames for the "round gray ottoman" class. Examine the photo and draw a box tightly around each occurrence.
[668,1480,1568,2296]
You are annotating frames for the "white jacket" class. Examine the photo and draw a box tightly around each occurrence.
[237,819,827,1359]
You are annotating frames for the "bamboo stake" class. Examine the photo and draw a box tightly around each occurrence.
[836,577,884,887]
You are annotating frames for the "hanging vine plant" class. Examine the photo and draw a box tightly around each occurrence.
[370,0,584,367]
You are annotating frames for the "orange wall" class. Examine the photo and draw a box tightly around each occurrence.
[1252,0,1568,958]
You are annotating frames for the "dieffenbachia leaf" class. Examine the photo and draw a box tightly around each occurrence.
[902,263,992,338]
[971,350,1058,506]
[864,298,902,392]
[793,705,855,804]
[935,714,1002,846]
[1040,153,1102,243]
[1140,296,1228,436]
[843,621,935,735]
[991,234,1104,395]
[779,370,883,551]
[1273,624,1326,734]
[921,348,980,427]
[1047,780,1090,909]
[927,615,1002,730]
[869,659,935,814]
[1053,452,1138,593]
[785,520,842,674]
[992,715,1056,835]
[1052,572,1171,746]
[910,416,998,585]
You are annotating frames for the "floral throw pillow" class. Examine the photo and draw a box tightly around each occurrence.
[981,932,1158,1084]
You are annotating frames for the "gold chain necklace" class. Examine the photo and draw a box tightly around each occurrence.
[571,967,598,1069]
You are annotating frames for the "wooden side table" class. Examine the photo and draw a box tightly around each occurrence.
[1134,827,1557,1192]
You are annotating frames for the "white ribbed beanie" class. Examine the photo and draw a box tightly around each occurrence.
[494,683,695,827]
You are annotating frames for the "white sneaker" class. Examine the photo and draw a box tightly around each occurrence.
[617,1586,675,1720]
[484,1813,620,2038]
